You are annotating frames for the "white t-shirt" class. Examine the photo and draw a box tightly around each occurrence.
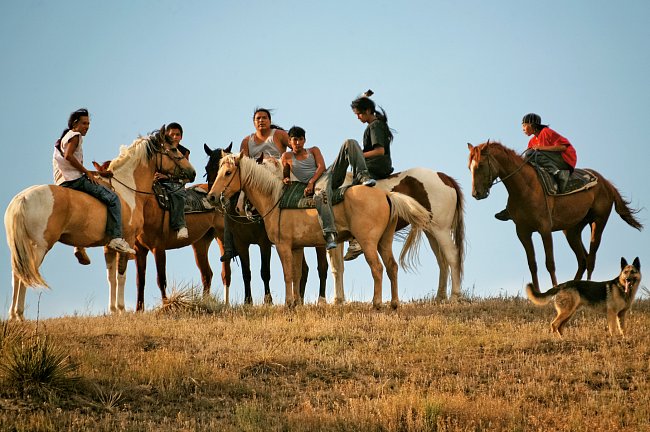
[53,130,84,184]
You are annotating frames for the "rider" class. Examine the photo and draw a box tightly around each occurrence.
[155,122,191,239]
[53,108,136,264]
[281,126,376,250]
[495,113,577,221]
[219,108,290,262]
[344,90,395,260]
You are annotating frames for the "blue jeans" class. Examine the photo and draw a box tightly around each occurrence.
[159,181,187,230]
[61,175,122,238]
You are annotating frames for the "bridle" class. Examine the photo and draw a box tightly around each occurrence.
[476,145,534,194]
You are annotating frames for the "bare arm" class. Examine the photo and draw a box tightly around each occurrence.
[275,129,290,154]
[240,137,250,157]
[281,152,292,184]
[64,135,97,183]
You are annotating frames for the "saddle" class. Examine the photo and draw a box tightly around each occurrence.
[279,182,350,209]
[533,167,598,196]
[152,183,216,213]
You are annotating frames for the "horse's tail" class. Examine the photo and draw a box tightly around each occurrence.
[437,173,466,283]
[598,175,643,231]
[387,192,430,271]
[4,192,49,288]
[525,283,558,306]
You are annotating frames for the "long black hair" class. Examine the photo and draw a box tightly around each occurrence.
[59,108,89,140]
[350,91,393,142]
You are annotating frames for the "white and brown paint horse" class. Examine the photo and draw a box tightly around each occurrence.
[5,126,196,320]
[260,158,466,303]
[207,153,431,309]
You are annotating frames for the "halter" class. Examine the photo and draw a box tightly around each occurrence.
[478,145,534,192]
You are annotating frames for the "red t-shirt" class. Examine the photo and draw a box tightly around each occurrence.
[527,127,577,168]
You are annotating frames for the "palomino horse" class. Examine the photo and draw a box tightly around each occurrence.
[5,127,196,320]
[207,153,432,309]
[204,144,329,305]
[468,141,642,291]
[259,159,466,303]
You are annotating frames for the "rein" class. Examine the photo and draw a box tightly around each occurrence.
[483,148,534,188]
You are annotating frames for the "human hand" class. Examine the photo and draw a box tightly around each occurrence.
[283,177,291,185]
[154,173,168,181]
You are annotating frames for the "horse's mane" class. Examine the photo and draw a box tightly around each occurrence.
[475,141,524,164]
[221,153,283,202]
[109,132,162,171]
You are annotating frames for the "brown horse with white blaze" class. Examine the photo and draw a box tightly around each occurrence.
[467,141,642,291]
[207,153,431,309]
[5,127,196,320]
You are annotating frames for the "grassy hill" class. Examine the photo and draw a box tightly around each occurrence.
[2,293,649,431]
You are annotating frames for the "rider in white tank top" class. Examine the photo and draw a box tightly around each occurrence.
[247,129,282,159]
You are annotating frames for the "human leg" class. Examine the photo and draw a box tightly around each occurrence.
[163,182,188,238]
[314,182,337,250]
[220,196,239,262]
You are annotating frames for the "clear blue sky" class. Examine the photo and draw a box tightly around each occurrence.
[1,1,648,319]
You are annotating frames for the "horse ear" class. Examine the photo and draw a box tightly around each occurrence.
[633,257,640,270]
[204,143,212,155]
[256,153,264,164]
[621,257,628,269]
[486,139,491,145]
[226,142,233,153]
[467,143,474,151]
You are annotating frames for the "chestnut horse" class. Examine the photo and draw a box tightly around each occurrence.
[5,127,196,320]
[468,141,642,291]
[208,153,432,309]
[204,144,329,305]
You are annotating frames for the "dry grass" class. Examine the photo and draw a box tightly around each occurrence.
[1,294,649,431]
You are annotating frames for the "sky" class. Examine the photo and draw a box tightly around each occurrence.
[1,1,649,319]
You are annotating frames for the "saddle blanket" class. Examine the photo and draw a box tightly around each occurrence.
[153,183,216,213]
[279,182,350,209]
[535,167,598,196]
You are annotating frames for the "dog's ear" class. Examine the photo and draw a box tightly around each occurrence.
[621,257,628,269]
[633,257,640,270]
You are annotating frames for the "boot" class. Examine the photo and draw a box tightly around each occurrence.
[74,247,91,265]
[344,239,363,261]
[556,170,570,193]
[494,209,511,221]
[324,232,338,250]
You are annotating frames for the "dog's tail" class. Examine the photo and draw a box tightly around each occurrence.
[525,283,560,306]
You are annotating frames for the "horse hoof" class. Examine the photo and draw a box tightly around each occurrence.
[334,297,345,305]
[390,300,399,310]
[372,302,382,310]
[317,296,327,305]
[264,294,273,305]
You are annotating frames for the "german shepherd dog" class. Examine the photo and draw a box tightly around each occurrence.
[526,257,641,337]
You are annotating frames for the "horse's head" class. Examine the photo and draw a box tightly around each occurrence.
[154,125,196,182]
[207,152,243,205]
[204,142,233,188]
[467,141,497,200]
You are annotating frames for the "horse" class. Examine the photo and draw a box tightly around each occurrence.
[204,144,329,305]
[130,184,229,311]
[5,126,196,320]
[258,158,466,303]
[207,153,431,309]
[467,141,642,291]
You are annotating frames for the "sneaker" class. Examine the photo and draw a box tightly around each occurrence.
[107,238,136,255]
[325,233,338,250]
[344,240,363,261]
[355,171,376,187]
[74,247,91,265]
[494,209,511,221]
[361,177,376,187]
[176,227,189,239]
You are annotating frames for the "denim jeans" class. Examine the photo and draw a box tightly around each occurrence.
[524,149,572,173]
[61,175,122,238]
[159,181,187,230]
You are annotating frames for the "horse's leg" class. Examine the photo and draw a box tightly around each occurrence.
[563,225,588,280]
[378,233,399,310]
[299,254,309,301]
[586,218,609,280]
[316,246,328,304]
[358,239,384,309]
[104,248,119,313]
[260,243,273,305]
[432,227,463,301]
[192,236,213,298]
[276,244,295,307]
[116,253,129,312]
[216,237,231,305]
[327,244,345,304]
[10,273,26,321]
[425,231,448,301]
[239,246,253,305]
[135,245,149,312]
[153,248,169,305]
[292,248,305,305]
[516,227,540,292]
[539,231,558,287]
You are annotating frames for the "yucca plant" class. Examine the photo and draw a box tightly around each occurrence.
[158,282,226,315]
[0,334,80,398]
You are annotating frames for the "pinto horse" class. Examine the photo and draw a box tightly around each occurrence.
[5,127,196,320]
[208,153,432,309]
[468,141,642,291]
[259,159,466,303]
[204,144,329,305]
